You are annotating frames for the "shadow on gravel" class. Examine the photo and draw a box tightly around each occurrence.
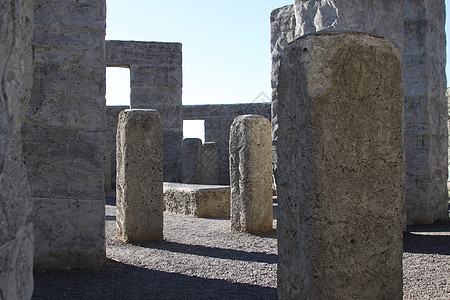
[32,259,277,299]
[403,219,450,255]
[129,241,278,264]
[403,232,450,255]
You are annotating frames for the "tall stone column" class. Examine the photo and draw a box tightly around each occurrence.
[0,0,34,298]
[199,142,220,185]
[182,138,202,183]
[402,0,448,224]
[22,0,106,269]
[277,33,403,299]
[116,109,163,242]
[205,117,235,184]
[283,0,448,225]
[229,115,273,233]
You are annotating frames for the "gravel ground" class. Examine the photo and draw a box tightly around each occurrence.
[32,195,449,299]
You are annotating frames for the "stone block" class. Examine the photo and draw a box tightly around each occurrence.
[163,183,230,218]
[116,109,163,242]
[182,138,203,183]
[229,115,273,233]
[199,142,220,185]
[277,33,403,299]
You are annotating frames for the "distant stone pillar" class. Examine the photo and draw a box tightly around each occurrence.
[229,115,272,233]
[104,144,112,191]
[182,138,202,183]
[204,117,235,184]
[200,142,220,185]
[116,109,163,242]
[277,33,403,299]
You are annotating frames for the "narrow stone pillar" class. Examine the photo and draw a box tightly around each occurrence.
[229,115,272,233]
[104,144,112,191]
[277,33,403,299]
[181,138,202,183]
[199,142,220,185]
[116,109,163,242]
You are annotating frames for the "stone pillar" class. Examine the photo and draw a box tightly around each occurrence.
[270,4,296,193]
[229,115,272,233]
[182,138,202,183]
[204,117,235,184]
[402,0,448,224]
[277,33,403,299]
[104,144,112,191]
[22,0,106,269]
[106,106,129,190]
[285,0,447,225]
[199,142,220,185]
[0,0,34,298]
[116,109,163,242]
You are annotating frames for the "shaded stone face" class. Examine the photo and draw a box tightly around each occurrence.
[182,138,203,184]
[229,115,273,233]
[0,0,34,298]
[277,33,403,299]
[22,0,107,269]
[199,142,220,185]
[116,109,163,242]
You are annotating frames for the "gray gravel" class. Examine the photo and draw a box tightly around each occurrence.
[32,196,449,299]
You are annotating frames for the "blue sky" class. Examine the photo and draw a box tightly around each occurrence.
[105,1,450,140]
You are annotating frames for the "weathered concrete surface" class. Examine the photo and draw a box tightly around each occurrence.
[106,106,128,189]
[199,142,220,185]
[277,33,403,299]
[182,138,203,184]
[106,41,182,182]
[270,5,296,192]
[447,88,450,193]
[104,144,112,191]
[116,109,163,242]
[164,183,230,218]
[402,0,448,225]
[230,115,273,233]
[21,0,106,269]
[0,0,34,298]
[184,103,271,185]
[273,0,448,225]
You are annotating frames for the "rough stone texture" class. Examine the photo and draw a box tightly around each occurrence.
[21,0,106,269]
[273,0,448,225]
[270,5,296,192]
[163,183,230,218]
[106,106,128,189]
[402,0,448,225]
[229,115,273,233]
[184,103,271,185]
[106,41,182,182]
[199,142,220,185]
[116,109,163,242]
[104,144,112,191]
[182,138,203,184]
[447,88,450,192]
[277,33,403,299]
[0,0,34,298]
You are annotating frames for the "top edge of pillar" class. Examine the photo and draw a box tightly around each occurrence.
[286,30,400,58]
[233,114,269,121]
